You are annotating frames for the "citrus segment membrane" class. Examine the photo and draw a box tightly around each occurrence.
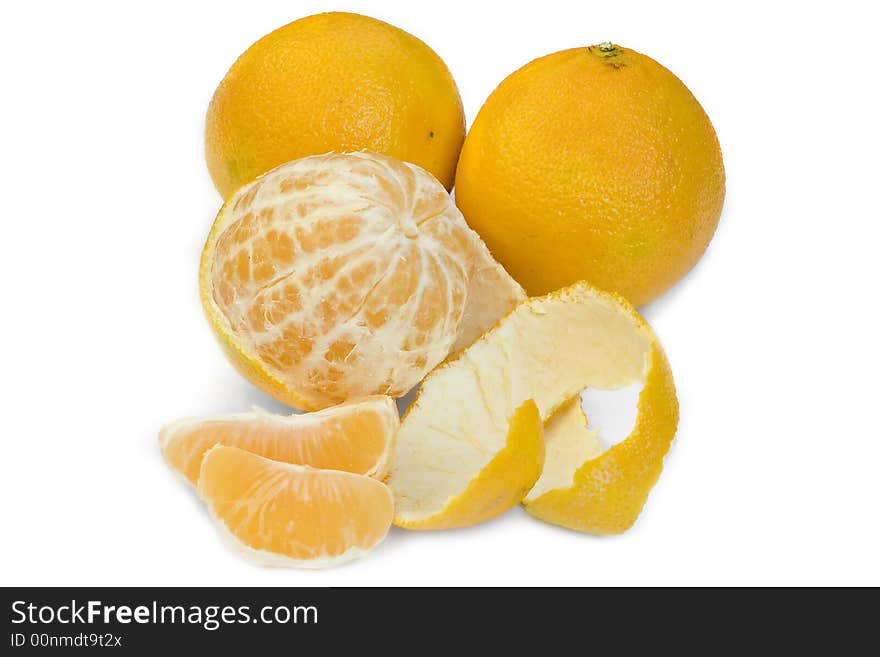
[452,248,526,354]
[200,151,524,411]
[159,395,398,485]
[198,445,393,568]
[389,281,677,532]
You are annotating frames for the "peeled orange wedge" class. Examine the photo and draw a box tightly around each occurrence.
[159,396,398,485]
[388,280,678,534]
[198,445,393,567]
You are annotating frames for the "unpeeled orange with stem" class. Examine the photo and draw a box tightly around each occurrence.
[200,151,523,411]
[159,395,398,485]
[198,445,393,567]
[455,43,725,306]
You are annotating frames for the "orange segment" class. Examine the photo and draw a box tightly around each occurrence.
[198,445,393,567]
[159,396,398,486]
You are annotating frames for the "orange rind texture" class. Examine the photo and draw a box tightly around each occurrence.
[205,11,466,197]
[455,44,724,306]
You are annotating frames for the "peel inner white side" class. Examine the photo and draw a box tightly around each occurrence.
[390,284,652,521]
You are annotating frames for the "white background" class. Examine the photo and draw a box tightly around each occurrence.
[2,0,878,586]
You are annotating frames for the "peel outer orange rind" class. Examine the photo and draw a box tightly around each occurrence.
[523,343,678,534]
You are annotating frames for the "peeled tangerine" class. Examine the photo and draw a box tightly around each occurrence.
[159,396,398,485]
[198,445,393,567]
[200,151,524,411]
[389,280,679,534]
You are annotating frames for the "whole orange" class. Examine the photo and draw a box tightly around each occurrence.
[205,12,465,198]
[455,43,725,306]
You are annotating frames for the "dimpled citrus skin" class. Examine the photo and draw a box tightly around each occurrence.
[455,44,725,307]
[206,12,465,198]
